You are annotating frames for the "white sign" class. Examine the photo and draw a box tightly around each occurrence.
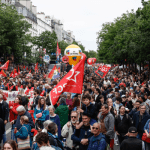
[3,90,19,102]
[43,55,50,63]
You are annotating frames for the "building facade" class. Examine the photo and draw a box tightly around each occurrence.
[1,0,76,52]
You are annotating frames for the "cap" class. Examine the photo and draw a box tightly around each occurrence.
[115,86,119,89]
[121,95,126,98]
[128,127,137,133]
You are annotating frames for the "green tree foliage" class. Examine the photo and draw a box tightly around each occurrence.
[97,0,150,64]
[32,31,57,57]
[0,3,32,64]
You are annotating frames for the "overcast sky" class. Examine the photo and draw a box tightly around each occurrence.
[32,0,148,51]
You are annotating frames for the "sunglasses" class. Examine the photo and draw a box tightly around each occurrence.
[92,127,99,130]
[71,116,77,118]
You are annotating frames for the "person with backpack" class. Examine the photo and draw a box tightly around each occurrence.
[47,122,64,150]
[115,105,133,144]
[0,94,9,143]
[87,123,106,150]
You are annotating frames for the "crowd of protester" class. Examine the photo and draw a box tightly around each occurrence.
[0,63,150,150]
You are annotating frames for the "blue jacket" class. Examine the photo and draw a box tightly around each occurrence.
[15,124,31,139]
[87,133,106,150]
[34,106,48,121]
[144,119,150,133]
[129,108,138,118]
[71,125,93,150]
[133,111,150,132]
[45,114,61,139]
[15,111,34,130]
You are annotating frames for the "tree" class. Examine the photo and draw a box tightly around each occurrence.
[97,0,150,65]
[58,40,69,55]
[0,3,32,64]
[32,30,57,57]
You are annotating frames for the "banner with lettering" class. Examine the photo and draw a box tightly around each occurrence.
[2,90,34,110]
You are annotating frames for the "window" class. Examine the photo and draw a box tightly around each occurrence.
[18,7,22,14]
[11,0,15,4]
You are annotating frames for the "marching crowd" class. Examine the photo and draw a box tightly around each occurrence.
[0,63,150,150]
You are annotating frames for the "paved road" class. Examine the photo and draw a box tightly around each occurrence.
[1,123,120,150]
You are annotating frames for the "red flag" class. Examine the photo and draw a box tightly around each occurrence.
[29,70,31,74]
[49,53,86,105]
[35,63,38,73]
[10,70,14,77]
[13,69,18,78]
[18,66,20,75]
[40,90,45,96]
[0,70,7,77]
[48,65,56,79]
[56,42,61,57]
[23,65,25,69]
[0,60,9,70]
[95,65,111,78]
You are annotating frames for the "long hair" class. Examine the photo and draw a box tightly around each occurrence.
[3,140,17,150]
[73,98,80,108]
[38,97,46,110]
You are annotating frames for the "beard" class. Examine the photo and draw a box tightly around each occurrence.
[71,120,77,124]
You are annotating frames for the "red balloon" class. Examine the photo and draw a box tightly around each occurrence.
[62,56,69,63]
[87,58,93,65]
[92,58,97,63]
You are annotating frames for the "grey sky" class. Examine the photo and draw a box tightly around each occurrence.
[32,0,148,51]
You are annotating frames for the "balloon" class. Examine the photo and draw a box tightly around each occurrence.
[62,56,69,63]
[64,44,82,66]
[93,58,97,63]
[87,58,93,65]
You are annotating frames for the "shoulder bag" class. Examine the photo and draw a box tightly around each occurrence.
[17,126,30,150]
[142,123,150,143]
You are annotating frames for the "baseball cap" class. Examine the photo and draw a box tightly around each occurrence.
[115,86,119,89]
[121,95,126,98]
[128,127,137,133]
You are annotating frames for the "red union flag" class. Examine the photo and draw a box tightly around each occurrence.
[13,69,18,78]
[10,70,14,77]
[35,62,38,73]
[0,70,6,77]
[18,66,20,75]
[49,53,86,105]
[56,42,61,57]
[95,65,111,78]
[0,60,9,70]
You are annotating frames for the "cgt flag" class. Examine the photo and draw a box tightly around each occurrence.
[95,65,111,78]
[35,63,38,73]
[0,70,7,77]
[13,69,18,78]
[0,60,9,70]
[56,42,61,58]
[18,66,20,75]
[49,53,86,105]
